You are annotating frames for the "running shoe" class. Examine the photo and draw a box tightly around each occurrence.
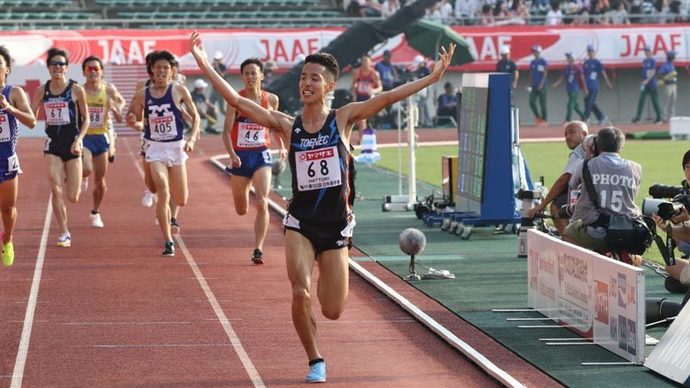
[251,248,264,265]
[142,190,154,207]
[162,240,175,256]
[81,177,88,192]
[90,212,104,228]
[171,218,180,235]
[305,361,326,383]
[56,233,71,247]
[2,242,14,267]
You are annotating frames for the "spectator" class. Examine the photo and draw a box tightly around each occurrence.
[632,46,662,124]
[654,0,671,23]
[590,0,610,23]
[496,45,519,105]
[262,60,276,89]
[348,0,381,17]
[435,82,458,125]
[380,0,400,18]
[563,127,643,258]
[455,0,482,25]
[529,45,548,126]
[510,0,531,21]
[190,79,220,134]
[608,0,631,23]
[582,44,613,125]
[658,50,678,122]
[412,55,432,127]
[375,50,398,92]
[529,121,588,234]
[210,51,227,114]
[479,4,495,24]
[552,52,586,122]
[545,1,564,24]
[493,0,511,21]
[437,0,455,23]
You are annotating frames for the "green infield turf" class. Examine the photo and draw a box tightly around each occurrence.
[373,140,690,265]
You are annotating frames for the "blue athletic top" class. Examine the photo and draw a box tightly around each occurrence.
[529,58,548,88]
[0,85,19,159]
[288,110,352,223]
[658,61,677,84]
[143,84,185,143]
[42,79,80,142]
[642,57,657,89]
[583,58,604,90]
[564,64,582,93]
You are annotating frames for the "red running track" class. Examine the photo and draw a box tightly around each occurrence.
[0,136,558,387]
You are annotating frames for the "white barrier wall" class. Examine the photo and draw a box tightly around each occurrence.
[527,230,646,364]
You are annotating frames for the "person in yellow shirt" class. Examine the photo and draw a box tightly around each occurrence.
[81,56,125,228]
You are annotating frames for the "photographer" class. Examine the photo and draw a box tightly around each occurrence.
[563,127,643,261]
[528,120,588,234]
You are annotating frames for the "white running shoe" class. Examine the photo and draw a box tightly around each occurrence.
[56,233,71,247]
[90,212,104,228]
[142,190,154,207]
[81,177,88,192]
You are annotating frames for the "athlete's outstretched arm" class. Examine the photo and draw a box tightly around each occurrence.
[2,86,36,128]
[341,44,455,128]
[189,31,292,134]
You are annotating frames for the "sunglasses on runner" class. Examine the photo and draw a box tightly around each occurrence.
[49,61,67,67]
[86,65,101,72]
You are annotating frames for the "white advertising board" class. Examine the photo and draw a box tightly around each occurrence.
[527,230,646,364]
[645,301,690,385]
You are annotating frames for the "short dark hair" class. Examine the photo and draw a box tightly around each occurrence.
[596,127,624,153]
[82,56,104,71]
[46,48,69,67]
[682,150,690,169]
[0,46,12,71]
[146,50,178,76]
[240,58,263,73]
[304,52,339,81]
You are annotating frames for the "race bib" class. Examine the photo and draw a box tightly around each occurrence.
[356,80,372,96]
[7,154,18,173]
[44,101,70,126]
[148,113,178,141]
[88,106,105,128]
[295,146,341,191]
[237,122,266,147]
[537,65,545,72]
[0,113,10,142]
[589,71,598,81]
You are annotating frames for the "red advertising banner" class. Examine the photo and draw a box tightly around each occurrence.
[0,24,687,73]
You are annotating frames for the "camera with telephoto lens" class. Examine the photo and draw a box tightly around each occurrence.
[642,182,690,221]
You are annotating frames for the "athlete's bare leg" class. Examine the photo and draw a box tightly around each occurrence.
[148,161,172,242]
[0,177,18,244]
[251,167,271,251]
[92,152,108,211]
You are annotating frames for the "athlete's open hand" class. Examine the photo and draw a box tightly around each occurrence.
[189,31,207,63]
[430,43,456,83]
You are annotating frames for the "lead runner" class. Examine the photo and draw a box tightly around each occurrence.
[191,31,454,383]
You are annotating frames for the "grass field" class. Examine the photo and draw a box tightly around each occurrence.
[373,140,690,264]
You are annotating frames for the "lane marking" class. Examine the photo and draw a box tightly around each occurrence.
[94,343,231,349]
[127,138,265,388]
[11,195,53,388]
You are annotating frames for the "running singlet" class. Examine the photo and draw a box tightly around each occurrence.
[42,79,81,141]
[288,110,352,223]
[354,69,377,97]
[85,84,108,135]
[143,84,185,143]
[0,85,19,172]
[231,89,271,150]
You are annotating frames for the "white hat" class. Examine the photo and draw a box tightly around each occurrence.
[194,79,208,89]
[413,55,424,66]
[500,46,510,55]
[213,51,223,60]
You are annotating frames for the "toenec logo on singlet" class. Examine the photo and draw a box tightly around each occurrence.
[300,134,330,149]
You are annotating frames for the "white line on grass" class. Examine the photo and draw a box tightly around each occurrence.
[11,195,53,388]
[128,139,265,388]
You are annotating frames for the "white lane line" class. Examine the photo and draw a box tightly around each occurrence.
[175,236,265,388]
[11,195,53,388]
[58,321,192,326]
[127,139,264,388]
[95,343,231,349]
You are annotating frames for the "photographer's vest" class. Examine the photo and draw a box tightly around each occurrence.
[572,152,642,226]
